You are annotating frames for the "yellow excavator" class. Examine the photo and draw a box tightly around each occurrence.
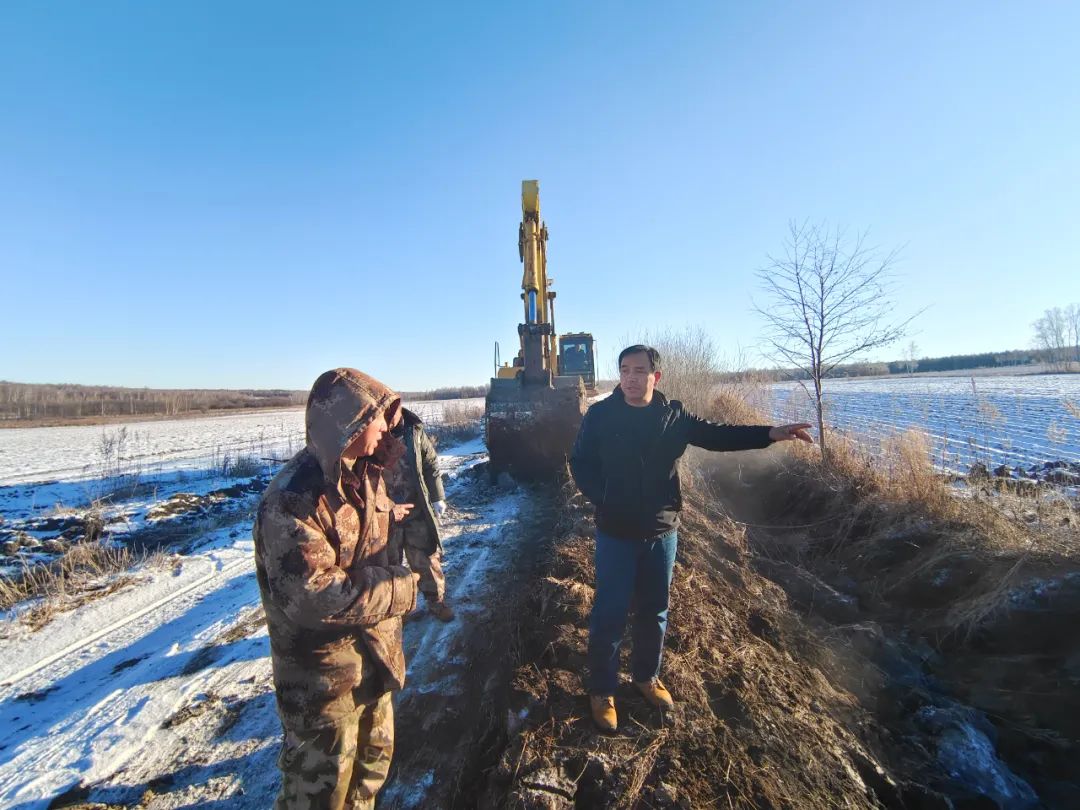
[486,180,597,480]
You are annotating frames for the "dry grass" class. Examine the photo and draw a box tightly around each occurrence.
[710,387,769,427]
[700,382,1078,662]
[696,389,1080,799]
[0,540,168,631]
[1,498,255,632]
[222,453,262,478]
[430,402,484,445]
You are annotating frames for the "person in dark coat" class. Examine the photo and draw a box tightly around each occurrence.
[386,407,454,622]
[570,345,811,731]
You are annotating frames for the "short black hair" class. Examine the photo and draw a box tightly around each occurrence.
[618,344,661,372]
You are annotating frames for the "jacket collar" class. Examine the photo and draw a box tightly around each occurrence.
[610,385,670,409]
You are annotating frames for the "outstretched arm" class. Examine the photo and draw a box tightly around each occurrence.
[686,411,775,452]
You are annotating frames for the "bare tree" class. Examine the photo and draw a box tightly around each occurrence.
[904,340,920,375]
[1033,307,1070,370]
[1065,303,1080,365]
[754,221,918,457]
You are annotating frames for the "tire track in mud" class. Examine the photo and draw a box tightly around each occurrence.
[0,553,266,809]
[0,554,252,693]
[379,468,538,810]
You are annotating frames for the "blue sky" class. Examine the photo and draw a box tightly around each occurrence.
[2,2,1078,391]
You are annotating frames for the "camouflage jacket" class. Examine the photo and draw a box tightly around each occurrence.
[254,368,418,726]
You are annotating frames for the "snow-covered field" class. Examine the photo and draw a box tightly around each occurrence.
[0,398,487,581]
[768,375,1080,475]
[0,398,485,489]
[0,424,522,809]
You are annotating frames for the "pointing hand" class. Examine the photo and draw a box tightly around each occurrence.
[769,423,814,443]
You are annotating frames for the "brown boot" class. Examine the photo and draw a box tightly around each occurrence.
[427,598,455,622]
[590,695,618,732]
[634,678,674,710]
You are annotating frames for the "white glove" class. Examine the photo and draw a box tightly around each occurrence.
[432,500,447,518]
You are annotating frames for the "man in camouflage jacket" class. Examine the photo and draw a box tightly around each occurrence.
[254,368,419,809]
[386,407,454,622]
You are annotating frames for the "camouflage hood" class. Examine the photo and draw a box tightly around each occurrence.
[305,367,403,492]
[253,368,418,727]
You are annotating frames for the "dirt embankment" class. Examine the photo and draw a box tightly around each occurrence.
[713,446,1080,809]
[465,444,1080,809]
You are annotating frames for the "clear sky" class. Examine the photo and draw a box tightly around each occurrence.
[2,2,1078,391]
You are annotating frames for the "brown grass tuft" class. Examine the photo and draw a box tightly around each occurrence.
[0,541,169,632]
[429,402,484,445]
[710,387,768,426]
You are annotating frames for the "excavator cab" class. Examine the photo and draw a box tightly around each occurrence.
[557,333,596,390]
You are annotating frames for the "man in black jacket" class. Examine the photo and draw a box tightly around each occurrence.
[570,345,811,731]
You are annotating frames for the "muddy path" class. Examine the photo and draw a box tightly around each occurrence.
[380,470,552,809]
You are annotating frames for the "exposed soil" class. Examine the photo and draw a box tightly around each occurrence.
[466,451,1080,809]
[719,452,1080,809]
[380,466,555,809]
[1,477,267,571]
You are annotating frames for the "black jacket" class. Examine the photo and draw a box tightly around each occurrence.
[570,387,774,540]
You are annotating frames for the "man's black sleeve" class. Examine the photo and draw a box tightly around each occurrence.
[570,408,604,504]
[685,410,774,452]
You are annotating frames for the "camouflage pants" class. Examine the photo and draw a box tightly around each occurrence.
[387,519,445,602]
[274,692,394,810]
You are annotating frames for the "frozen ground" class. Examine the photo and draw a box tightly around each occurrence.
[0,429,526,809]
[769,374,1080,474]
[0,409,305,488]
[0,398,484,488]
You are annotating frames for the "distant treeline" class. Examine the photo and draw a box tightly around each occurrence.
[0,382,306,422]
[398,384,488,401]
[884,347,1070,375]
[724,347,1077,382]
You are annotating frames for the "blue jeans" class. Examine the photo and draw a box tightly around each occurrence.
[587,529,678,695]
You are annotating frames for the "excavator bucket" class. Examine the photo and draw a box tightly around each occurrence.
[485,377,586,481]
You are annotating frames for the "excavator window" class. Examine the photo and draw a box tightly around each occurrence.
[560,342,591,373]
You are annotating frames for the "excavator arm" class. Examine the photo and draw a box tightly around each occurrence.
[485,180,592,480]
